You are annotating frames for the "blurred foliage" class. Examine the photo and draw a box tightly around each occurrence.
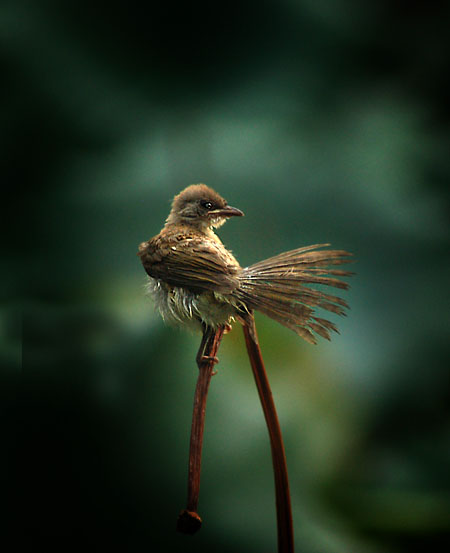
[5,0,450,551]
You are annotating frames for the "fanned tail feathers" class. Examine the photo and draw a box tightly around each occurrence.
[237,244,354,344]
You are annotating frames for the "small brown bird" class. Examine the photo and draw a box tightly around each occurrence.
[138,184,353,344]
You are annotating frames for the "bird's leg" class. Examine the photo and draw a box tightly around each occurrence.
[195,323,210,366]
[195,322,232,370]
[177,324,225,535]
[196,324,220,372]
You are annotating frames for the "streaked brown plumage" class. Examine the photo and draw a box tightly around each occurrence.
[138,184,353,344]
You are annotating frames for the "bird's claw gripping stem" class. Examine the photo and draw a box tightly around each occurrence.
[196,354,219,374]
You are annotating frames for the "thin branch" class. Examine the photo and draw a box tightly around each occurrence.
[177,325,225,534]
[243,313,295,553]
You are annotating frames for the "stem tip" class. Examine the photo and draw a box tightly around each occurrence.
[176,509,202,534]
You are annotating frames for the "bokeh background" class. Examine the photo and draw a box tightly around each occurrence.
[7,0,450,551]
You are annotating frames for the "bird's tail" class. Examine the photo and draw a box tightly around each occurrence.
[236,244,354,344]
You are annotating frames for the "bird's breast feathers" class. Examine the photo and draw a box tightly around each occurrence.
[145,277,242,330]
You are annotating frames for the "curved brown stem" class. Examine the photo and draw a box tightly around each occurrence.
[177,325,225,535]
[243,314,295,553]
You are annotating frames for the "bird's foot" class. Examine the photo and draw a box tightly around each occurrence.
[201,355,219,364]
[197,355,220,374]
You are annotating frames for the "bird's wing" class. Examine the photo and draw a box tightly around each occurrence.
[138,234,240,294]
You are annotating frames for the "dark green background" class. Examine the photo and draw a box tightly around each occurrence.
[7,1,450,551]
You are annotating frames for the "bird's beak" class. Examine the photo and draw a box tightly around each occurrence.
[209,205,244,218]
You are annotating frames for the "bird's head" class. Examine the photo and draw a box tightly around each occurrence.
[166,184,244,231]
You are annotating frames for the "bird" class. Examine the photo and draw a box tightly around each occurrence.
[138,184,353,345]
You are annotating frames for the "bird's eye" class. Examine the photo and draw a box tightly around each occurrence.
[201,201,213,210]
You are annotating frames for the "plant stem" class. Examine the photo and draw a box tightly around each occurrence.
[177,325,225,534]
[243,314,295,553]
